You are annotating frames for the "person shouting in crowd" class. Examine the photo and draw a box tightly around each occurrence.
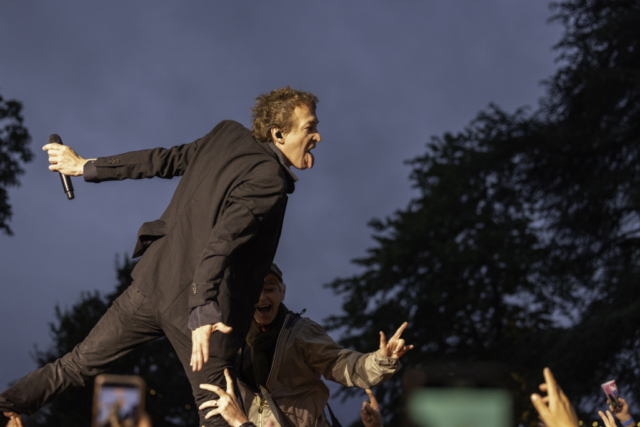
[232,263,413,426]
[1,87,321,427]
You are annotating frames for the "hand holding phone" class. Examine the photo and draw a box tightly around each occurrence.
[601,380,621,412]
[93,374,145,427]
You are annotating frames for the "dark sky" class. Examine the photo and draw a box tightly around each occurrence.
[0,1,561,424]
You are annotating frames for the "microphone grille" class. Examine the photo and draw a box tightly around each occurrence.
[48,134,62,144]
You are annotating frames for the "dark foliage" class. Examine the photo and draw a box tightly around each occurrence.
[25,256,198,427]
[0,90,32,235]
[325,0,640,425]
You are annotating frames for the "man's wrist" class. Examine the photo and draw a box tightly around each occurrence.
[621,417,635,426]
[83,159,99,182]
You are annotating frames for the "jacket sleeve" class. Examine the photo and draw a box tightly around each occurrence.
[84,139,200,182]
[188,169,287,312]
[298,320,399,388]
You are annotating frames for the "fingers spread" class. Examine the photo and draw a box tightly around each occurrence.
[199,384,223,394]
[223,368,235,396]
[205,408,221,419]
[598,411,614,427]
[10,415,24,427]
[199,400,218,410]
[542,368,558,400]
[531,394,550,420]
[392,322,408,339]
[379,331,387,349]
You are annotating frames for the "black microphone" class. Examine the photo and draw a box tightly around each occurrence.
[48,134,75,200]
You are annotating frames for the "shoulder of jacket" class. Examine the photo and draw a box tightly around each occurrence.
[215,119,248,131]
[290,316,330,340]
[203,120,253,142]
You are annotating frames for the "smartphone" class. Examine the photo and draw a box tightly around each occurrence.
[601,380,620,410]
[404,362,512,427]
[92,374,146,427]
[407,387,512,427]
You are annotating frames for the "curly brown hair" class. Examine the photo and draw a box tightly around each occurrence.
[251,87,319,142]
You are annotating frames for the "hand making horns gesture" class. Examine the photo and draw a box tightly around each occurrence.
[378,322,414,359]
[199,368,249,427]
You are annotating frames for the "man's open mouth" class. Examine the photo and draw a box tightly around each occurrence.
[257,305,271,314]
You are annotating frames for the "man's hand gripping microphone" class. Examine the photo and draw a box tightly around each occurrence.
[48,134,75,200]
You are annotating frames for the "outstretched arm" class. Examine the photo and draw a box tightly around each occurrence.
[43,138,200,182]
[301,320,407,389]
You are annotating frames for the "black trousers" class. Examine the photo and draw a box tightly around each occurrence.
[0,284,233,427]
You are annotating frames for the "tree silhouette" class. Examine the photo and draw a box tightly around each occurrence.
[0,90,32,236]
[325,0,640,425]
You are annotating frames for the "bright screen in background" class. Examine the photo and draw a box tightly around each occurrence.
[96,385,140,427]
[407,388,512,427]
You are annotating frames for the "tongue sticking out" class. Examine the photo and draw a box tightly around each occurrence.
[306,152,314,169]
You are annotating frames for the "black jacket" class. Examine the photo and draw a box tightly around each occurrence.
[86,120,295,358]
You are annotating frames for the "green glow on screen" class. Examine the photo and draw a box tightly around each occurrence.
[407,388,512,427]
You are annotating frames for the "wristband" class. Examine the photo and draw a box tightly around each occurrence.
[622,418,635,427]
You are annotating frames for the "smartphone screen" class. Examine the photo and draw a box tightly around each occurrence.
[403,362,512,427]
[407,388,512,427]
[93,375,145,427]
[601,380,620,410]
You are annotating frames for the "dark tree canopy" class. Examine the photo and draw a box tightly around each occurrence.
[325,0,640,425]
[24,257,198,427]
[0,90,33,235]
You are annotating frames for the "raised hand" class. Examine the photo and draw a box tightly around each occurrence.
[361,389,383,427]
[598,410,617,427]
[199,368,249,427]
[4,412,23,427]
[190,322,232,372]
[608,397,632,423]
[378,322,414,359]
[530,368,579,427]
